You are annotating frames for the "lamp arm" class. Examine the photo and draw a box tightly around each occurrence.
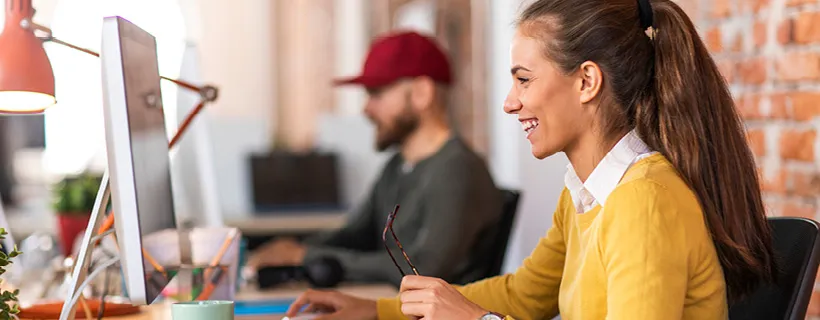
[25,21,219,103]
[22,21,222,266]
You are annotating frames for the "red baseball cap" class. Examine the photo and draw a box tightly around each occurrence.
[334,31,452,88]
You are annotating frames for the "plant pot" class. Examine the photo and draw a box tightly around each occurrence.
[56,213,91,256]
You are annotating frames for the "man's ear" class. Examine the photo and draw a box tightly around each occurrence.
[578,61,603,105]
[409,77,436,111]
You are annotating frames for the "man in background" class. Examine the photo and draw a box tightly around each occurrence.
[248,31,502,286]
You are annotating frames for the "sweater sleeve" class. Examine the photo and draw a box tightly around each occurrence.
[599,180,688,319]
[376,189,571,320]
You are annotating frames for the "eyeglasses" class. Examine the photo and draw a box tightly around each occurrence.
[382,204,419,276]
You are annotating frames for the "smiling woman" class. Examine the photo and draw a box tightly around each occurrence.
[277,0,778,319]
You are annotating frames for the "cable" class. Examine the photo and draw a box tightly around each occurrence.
[65,256,120,313]
[96,265,110,320]
[90,229,115,243]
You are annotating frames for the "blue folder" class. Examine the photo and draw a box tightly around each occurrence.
[234,299,297,315]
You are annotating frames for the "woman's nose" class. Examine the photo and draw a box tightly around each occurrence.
[503,92,522,114]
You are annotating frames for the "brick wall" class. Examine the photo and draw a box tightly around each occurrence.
[676,0,820,317]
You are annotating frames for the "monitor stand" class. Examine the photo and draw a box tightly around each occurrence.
[59,169,113,320]
[58,169,194,320]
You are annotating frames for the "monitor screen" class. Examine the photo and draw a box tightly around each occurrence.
[100,15,179,305]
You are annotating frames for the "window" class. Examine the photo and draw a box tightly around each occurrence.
[43,0,187,176]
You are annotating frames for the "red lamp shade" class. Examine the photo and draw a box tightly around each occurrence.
[0,0,55,114]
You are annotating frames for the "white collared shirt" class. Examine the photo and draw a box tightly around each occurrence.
[564,130,657,213]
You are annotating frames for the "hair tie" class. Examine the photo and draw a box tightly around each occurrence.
[636,0,657,40]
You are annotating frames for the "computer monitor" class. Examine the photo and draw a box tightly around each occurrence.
[100,15,180,305]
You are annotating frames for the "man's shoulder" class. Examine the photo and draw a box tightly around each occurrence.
[435,136,489,168]
[422,138,497,190]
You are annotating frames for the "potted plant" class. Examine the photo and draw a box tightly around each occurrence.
[0,228,21,319]
[51,172,103,257]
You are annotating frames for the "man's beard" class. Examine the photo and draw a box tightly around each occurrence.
[375,102,419,151]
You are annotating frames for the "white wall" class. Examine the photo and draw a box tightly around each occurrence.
[333,0,368,117]
[486,0,570,274]
[170,43,223,228]
[182,0,276,218]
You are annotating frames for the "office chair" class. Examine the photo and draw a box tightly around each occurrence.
[485,189,521,278]
[728,217,820,320]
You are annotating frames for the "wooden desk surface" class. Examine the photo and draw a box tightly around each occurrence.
[115,283,396,320]
[224,213,347,236]
[6,208,349,240]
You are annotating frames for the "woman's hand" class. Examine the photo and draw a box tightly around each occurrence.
[399,275,487,319]
[285,289,378,320]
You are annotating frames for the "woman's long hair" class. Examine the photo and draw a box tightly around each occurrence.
[518,0,777,302]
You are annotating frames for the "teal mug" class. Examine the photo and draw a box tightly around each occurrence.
[172,300,234,320]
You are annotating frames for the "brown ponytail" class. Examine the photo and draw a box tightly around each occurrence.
[518,0,777,302]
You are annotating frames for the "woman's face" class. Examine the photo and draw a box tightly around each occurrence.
[504,29,599,159]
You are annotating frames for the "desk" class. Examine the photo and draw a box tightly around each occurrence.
[5,207,348,240]
[224,212,347,236]
[116,284,396,320]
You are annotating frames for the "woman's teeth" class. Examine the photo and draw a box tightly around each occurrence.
[521,119,539,136]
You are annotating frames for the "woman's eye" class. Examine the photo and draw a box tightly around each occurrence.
[517,77,529,84]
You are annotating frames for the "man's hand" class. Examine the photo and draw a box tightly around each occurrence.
[285,289,378,320]
[399,275,487,320]
[247,237,307,268]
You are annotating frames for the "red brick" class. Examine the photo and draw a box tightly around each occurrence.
[808,290,820,316]
[763,197,783,217]
[731,34,743,53]
[779,129,816,161]
[782,200,817,220]
[794,12,820,44]
[678,0,699,19]
[754,0,770,11]
[769,93,789,119]
[717,59,736,83]
[747,128,767,157]
[712,0,731,18]
[776,52,820,82]
[788,0,817,7]
[754,22,767,48]
[791,170,820,197]
[761,167,787,193]
[706,27,723,53]
[738,57,767,85]
[737,94,762,119]
[778,19,794,44]
[790,92,820,121]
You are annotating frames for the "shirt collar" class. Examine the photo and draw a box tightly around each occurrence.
[564,130,653,210]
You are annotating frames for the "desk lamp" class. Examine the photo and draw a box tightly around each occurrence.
[0,0,220,318]
[0,1,217,218]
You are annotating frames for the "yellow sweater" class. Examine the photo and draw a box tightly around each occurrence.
[377,154,727,319]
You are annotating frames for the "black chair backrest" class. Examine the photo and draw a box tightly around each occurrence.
[729,217,820,320]
[485,189,521,278]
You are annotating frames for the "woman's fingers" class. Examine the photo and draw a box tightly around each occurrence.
[400,302,430,318]
[400,275,447,292]
[400,288,437,304]
[286,290,333,316]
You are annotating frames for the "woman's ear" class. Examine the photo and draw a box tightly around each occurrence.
[578,61,603,104]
